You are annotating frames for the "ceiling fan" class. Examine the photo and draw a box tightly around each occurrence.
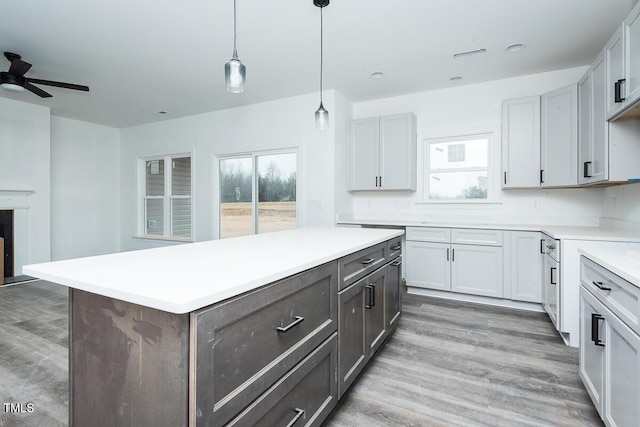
[0,52,89,98]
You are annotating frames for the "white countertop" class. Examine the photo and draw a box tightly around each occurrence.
[579,248,640,288]
[338,218,640,242]
[24,227,404,314]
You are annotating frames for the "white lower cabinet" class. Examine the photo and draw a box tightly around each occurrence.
[580,256,640,427]
[406,227,503,298]
[504,231,543,303]
[450,244,503,297]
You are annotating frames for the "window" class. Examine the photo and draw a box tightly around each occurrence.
[218,150,297,239]
[140,154,192,239]
[424,133,492,202]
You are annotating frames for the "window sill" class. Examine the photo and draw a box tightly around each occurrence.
[132,235,193,243]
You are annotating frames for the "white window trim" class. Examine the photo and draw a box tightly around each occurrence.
[213,147,300,239]
[420,132,499,204]
[135,152,194,242]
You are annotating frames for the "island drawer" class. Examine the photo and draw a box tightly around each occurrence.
[338,242,386,290]
[386,236,402,260]
[227,333,337,427]
[581,256,640,336]
[192,261,338,427]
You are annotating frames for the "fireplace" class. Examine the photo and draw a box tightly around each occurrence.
[0,209,13,278]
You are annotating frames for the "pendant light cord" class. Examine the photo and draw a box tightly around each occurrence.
[320,5,324,104]
[233,0,238,57]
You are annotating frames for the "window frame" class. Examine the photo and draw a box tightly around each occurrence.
[137,152,193,241]
[421,132,497,204]
[214,148,299,239]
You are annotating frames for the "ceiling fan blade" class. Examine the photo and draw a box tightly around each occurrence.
[8,58,32,77]
[26,78,89,92]
[24,82,52,98]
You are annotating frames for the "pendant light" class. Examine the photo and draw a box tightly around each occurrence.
[314,0,329,130]
[225,0,246,93]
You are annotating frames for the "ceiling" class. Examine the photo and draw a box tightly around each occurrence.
[0,0,636,128]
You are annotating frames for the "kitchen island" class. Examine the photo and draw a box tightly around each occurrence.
[23,226,404,427]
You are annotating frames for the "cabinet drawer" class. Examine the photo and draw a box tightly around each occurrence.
[227,334,337,427]
[406,226,451,243]
[581,256,640,336]
[338,242,386,290]
[386,236,402,260]
[451,228,503,246]
[192,261,338,427]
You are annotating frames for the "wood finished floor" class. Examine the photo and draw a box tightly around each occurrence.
[0,282,602,427]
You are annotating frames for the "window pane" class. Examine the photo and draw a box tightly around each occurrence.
[219,157,253,239]
[171,198,191,238]
[257,153,297,234]
[145,199,164,235]
[429,171,488,200]
[146,159,164,196]
[172,157,191,196]
[430,138,488,170]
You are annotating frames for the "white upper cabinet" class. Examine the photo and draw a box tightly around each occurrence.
[349,113,417,191]
[540,84,578,187]
[624,2,640,109]
[605,24,626,119]
[578,69,592,186]
[501,96,541,188]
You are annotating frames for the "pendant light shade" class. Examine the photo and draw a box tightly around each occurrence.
[225,0,245,93]
[315,102,329,130]
[314,0,329,130]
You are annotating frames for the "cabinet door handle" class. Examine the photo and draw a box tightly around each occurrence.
[277,316,304,333]
[361,257,375,265]
[452,248,455,262]
[390,244,401,251]
[583,161,592,178]
[593,281,612,292]
[379,176,382,188]
[540,169,544,184]
[540,239,545,255]
[446,248,449,261]
[391,260,402,267]
[591,313,605,347]
[615,78,626,103]
[550,267,557,285]
[285,408,305,427]
[365,285,374,309]
[504,171,507,185]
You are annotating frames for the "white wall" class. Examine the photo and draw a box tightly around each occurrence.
[0,97,51,272]
[341,66,606,225]
[119,91,338,251]
[50,116,121,260]
[602,184,640,224]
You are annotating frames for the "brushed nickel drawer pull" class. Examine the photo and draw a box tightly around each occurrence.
[391,260,402,266]
[277,316,304,333]
[390,244,401,251]
[361,258,375,265]
[593,281,612,292]
[285,408,305,427]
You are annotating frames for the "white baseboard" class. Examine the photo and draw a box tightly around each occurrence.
[406,286,545,312]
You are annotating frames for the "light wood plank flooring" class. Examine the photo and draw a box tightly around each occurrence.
[0,281,602,426]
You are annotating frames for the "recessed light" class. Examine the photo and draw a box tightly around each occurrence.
[450,76,462,81]
[369,71,385,79]
[506,43,526,52]
[158,111,168,114]
[453,48,487,59]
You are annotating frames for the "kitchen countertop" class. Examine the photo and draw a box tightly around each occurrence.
[579,248,640,288]
[23,226,404,314]
[338,218,640,241]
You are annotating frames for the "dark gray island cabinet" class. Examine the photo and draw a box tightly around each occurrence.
[24,227,403,427]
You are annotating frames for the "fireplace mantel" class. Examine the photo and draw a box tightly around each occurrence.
[0,190,33,209]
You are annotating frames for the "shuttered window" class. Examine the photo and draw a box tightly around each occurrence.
[141,155,192,239]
